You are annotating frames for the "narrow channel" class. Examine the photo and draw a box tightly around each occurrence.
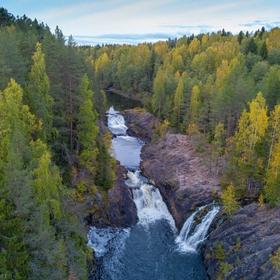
[88,100,219,280]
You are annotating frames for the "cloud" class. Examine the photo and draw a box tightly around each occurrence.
[161,24,214,30]
[239,19,280,30]
[5,0,280,42]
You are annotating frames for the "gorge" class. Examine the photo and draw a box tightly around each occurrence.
[88,103,220,280]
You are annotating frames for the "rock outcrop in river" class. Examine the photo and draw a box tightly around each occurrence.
[123,108,159,142]
[141,133,221,229]
[124,109,220,229]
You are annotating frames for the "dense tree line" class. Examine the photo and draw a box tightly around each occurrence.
[1,5,280,278]
[90,27,280,208]
[0,8,115,279]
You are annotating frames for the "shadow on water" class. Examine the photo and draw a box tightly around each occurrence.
[105,90,142,111]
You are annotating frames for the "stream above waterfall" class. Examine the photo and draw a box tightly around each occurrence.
[88,104,219,280]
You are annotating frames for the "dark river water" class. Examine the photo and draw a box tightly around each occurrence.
[88,93,218,280]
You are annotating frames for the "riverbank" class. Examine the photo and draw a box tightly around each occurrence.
[204,203,280,279]
[87,163,137,228]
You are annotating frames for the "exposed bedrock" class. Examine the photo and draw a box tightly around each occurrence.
[203,203,280,279]
[88,161,137,228]
[141,133,220,229]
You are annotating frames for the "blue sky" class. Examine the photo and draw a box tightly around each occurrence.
[2,0,280,44]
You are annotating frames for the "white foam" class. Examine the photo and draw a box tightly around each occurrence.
[88,227,130,258]
[176,205,220,253]
[126,171,176,230]
[107,106,128,135]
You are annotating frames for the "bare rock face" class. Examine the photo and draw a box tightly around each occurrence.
[107,165,138,227]
[88,164,137,228]
[141,133,220,229]
[123,108,159,142]
[203,203,280,280]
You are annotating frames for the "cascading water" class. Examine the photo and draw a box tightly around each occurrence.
[107,107,128,135]
[126,171,176,229]
[176,206,206,245]
[176,205,220,252]
[88,105,219,280]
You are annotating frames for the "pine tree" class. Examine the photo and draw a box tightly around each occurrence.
[26,42,53,140]
[0,80,68,279]
[95,135,116,191]
[260,42,268,59]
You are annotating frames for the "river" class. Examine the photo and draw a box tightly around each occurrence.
[88,95,219,280]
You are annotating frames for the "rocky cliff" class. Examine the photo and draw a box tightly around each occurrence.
[141,133,221,229]
[124,108,220,229]
[203,203,280,279]
[88,164,137,228]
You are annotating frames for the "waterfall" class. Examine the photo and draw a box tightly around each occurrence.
[126,171,176,230]
[176,205,220,252]
[107,107,128,135]
[175,206,206,244]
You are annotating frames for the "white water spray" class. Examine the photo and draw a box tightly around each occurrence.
[126,171,176,230]
[107,107,128,135]
[176,205,220,252]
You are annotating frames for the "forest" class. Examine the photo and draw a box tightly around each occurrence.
[0,8,115,279]
[1,5,280,280]
[91,25,280,209]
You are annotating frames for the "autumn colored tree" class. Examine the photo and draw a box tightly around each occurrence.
[265,105,280,206]
[26,42,53,140]
[227,93,268,195]
[221,184,239,215]
[189,85,202,126]
[77,74,99,174]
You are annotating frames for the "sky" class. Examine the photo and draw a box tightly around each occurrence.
[2,0,280,45]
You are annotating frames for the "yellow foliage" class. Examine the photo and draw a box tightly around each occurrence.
[266,28,280,51]
[159,119,170,138]
[188,38,200,57]
[271,248,280,271]
[258,193,265,208]
[95,52,110,74]
[190,85,201,124]
[221,184,239,215]
[235,92,268,153]
[187,123,200,136]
